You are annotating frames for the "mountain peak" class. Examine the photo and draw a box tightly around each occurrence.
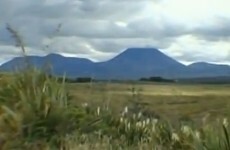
[126,47,159,51]
[112,47,165,60]
[45,53,63,58]
[123,47,162,55]
[109,47,182,66]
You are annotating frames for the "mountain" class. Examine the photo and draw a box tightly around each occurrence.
[0,53,97,78]
[187,62,230,77]
[0,48,230,79]
[97,48,186,79]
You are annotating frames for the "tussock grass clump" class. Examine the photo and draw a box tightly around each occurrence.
[0,68,74,149]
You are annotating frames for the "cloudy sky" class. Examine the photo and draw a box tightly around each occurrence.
[0,0,230,65]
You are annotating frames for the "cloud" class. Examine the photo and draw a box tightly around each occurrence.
[193,17,230,41]
[0,0,230,64]
[162,35,230,64]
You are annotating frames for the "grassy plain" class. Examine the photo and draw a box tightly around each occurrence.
[1,70,230,149]
[67,82,230,123]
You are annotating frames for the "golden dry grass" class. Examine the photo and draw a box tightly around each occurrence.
[67,82,230,122]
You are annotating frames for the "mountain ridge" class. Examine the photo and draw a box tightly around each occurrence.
[0,48,229,79]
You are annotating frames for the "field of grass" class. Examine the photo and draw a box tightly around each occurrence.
[67,82,230,123]
[1,70,230,149]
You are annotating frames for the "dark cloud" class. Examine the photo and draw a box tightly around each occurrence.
[0,0,229,64]
[193,17,230,41]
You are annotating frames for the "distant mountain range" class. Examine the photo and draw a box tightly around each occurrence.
[1,48,230,79]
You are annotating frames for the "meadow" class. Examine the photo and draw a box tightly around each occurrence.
[68,82,230,122]
[0,67,230,150]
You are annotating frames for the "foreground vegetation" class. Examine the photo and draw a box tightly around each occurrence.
[0,68,229,150]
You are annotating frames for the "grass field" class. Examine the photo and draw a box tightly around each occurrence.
[67,82,230,123]
[1,70,230,149]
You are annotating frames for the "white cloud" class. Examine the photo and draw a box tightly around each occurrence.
[0,0,230,64]
[152,0,230,23]
[163,35,230,64]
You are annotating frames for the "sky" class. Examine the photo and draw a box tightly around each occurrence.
[0,0,230,65]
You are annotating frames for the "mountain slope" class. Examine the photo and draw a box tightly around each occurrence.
[97,48,186,79]
[0,53,96,77]
[187,62,230,77]
[0,48,230,79]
